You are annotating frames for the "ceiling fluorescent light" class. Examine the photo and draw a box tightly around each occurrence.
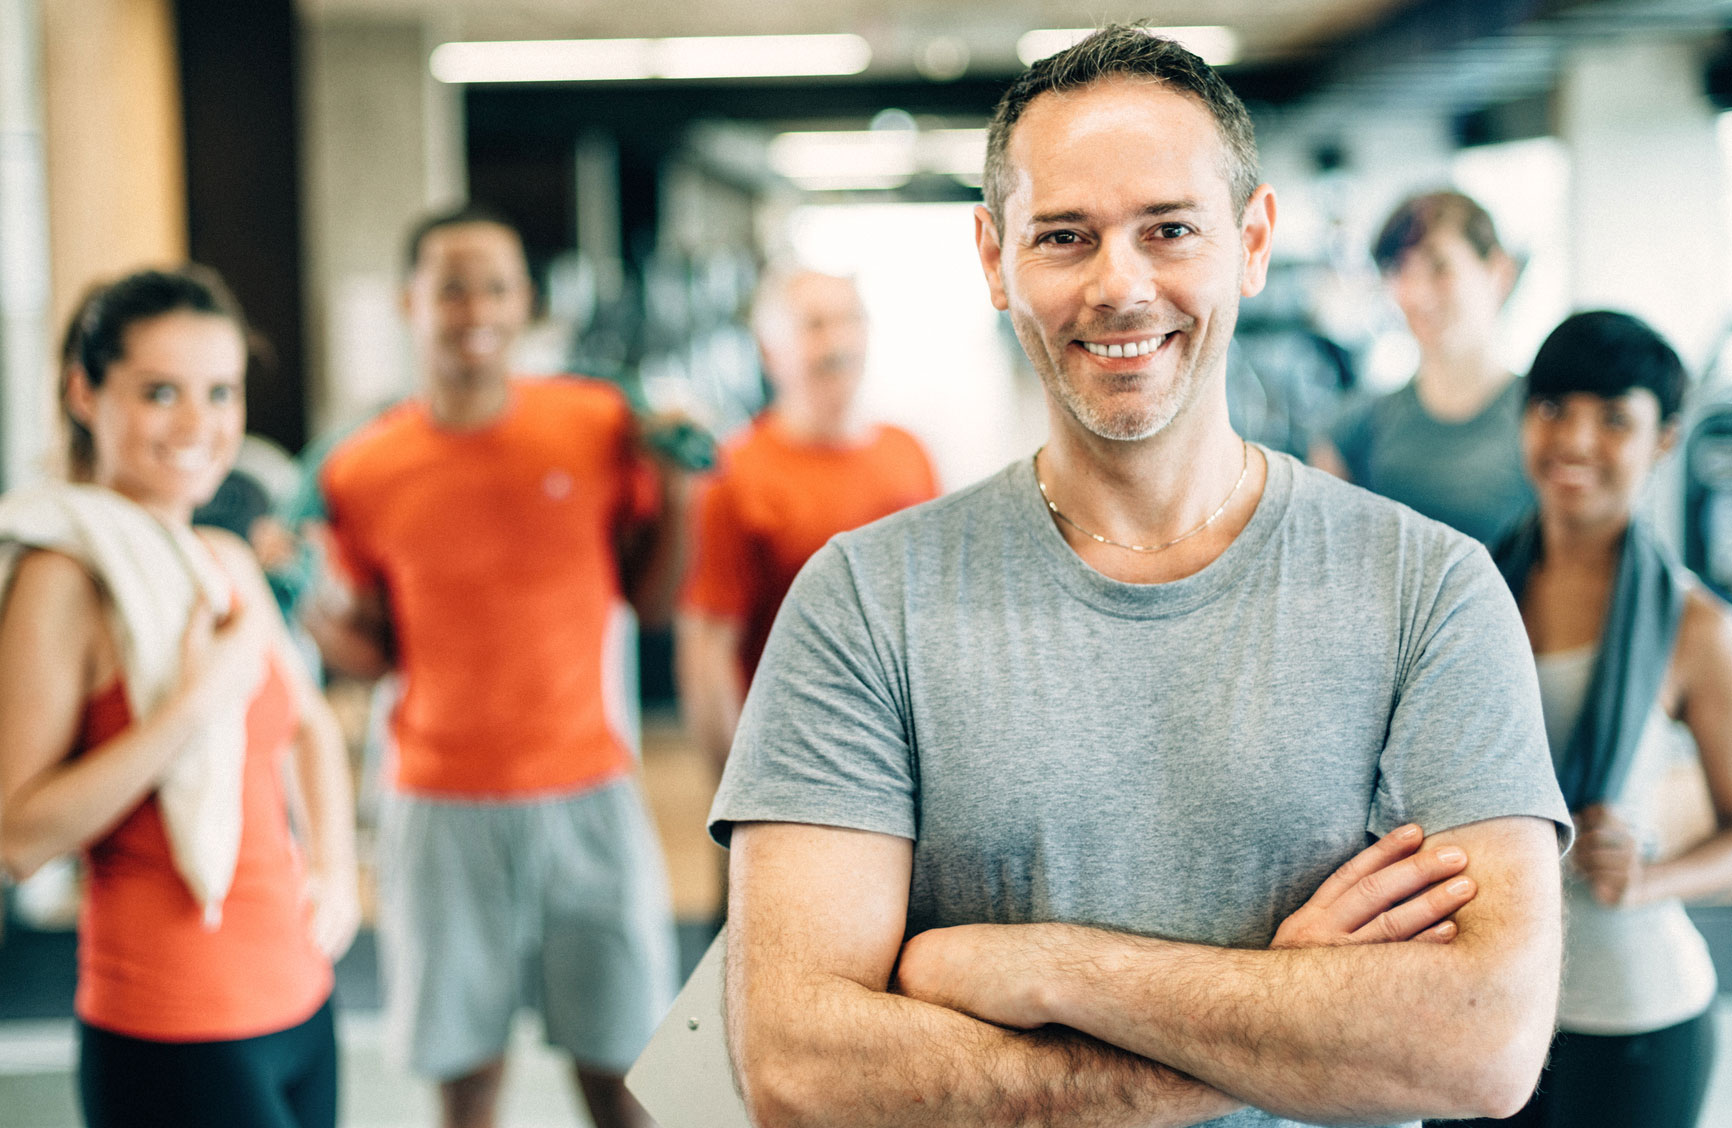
[657,35,871,79]
[430,35,871,84]
[1015,26,1240,68]
[769,128,988,192]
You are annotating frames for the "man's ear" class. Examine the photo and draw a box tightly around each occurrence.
[974,205,1010,312]
[1658,419,1682,461]
[1238,184,1277,299]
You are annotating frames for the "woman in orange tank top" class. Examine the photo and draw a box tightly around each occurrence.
[0,268,359,1128]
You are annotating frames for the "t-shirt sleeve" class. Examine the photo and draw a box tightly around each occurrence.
[317,462,384,593]
[707,541,916,846]
[680,472,754,622]
[1367,543,1573,850]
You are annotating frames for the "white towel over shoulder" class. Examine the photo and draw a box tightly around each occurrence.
[0,482,257,927]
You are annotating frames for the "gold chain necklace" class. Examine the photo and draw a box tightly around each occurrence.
[1034,440,1250,553]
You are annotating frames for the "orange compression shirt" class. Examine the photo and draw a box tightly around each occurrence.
[77,656,332,1042]
[681,416,938,682]
[320,378,655,797]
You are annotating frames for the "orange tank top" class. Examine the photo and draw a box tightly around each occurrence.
[75,657,333,1041]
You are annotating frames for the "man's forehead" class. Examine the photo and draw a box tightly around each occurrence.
[420,223,526,272]
[1001,78,1232,219]
[787,272,862,311]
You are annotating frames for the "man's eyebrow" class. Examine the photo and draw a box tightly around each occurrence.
[1027,200,1202,226]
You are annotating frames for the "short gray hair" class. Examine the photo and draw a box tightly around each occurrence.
[983,25,1260,228]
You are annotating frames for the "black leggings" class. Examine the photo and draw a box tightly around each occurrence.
[1441,1009,1716,1128]
[78,997,338,1128]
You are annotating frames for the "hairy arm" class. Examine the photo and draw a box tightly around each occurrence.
[897,816,1560,1125]
[0,550,269,879]
[727,820,1242,1128]
[674,612,746,771]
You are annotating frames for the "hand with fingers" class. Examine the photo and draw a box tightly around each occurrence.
[305,868,362,961]
[1271,824,1476,950]
[1572,804,1646,907]
[176,595,270,716]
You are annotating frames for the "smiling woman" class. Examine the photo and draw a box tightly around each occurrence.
[65,294,246,523]
[1478,311,1728,1128]
[0,267,359,1128]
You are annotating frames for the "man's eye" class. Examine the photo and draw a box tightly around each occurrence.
[1038,231,1082,246]
[1533,399,1561,420]
[210,384,238,405]
[145,384,176,405]
[1155,223,1193,239]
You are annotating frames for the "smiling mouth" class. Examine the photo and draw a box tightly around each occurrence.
[163,448,215,472]
[1547,466,1594,480]
[1080,333,1172,359]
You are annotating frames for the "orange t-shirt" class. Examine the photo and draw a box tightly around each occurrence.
[321,378,654,797]
[681,416,938,682]
[77,657,333,1042]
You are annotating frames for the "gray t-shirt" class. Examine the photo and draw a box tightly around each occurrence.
[711,449,1569,1128]
[1329,378,1533,545]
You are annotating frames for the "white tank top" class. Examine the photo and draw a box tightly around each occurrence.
[1534,645,1718,1035]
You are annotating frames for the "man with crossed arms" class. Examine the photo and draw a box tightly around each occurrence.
[709,26,1570,1128]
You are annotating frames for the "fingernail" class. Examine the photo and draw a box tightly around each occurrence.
[1447,879,1473,895]
[1396,825,1421,842]
[1436,921,1457,936]
[1436,847,1466,865]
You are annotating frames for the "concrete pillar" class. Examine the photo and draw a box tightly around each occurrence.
[0,0,52,490]
[301,16,465,434]
[1558,37,1729,368]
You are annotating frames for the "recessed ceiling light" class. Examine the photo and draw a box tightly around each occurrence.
[769,128,987,191]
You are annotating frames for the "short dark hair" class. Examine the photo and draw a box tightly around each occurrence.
[1372,191,1505,274]
[62,266,247,478]
[983,24,1260,228]
[1527,310,1687,424]
[402,203,523,275]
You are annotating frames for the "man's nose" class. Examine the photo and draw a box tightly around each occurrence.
[1085,234,1156,311]
[456,288,498,323]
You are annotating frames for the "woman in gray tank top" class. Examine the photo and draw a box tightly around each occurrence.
[1459,312,1730,1128]
[1312,191,1533,544]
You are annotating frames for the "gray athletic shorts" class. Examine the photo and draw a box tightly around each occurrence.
[377,778,679,1079]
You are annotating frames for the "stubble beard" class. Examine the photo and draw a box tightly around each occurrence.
[1017,315,1216,444]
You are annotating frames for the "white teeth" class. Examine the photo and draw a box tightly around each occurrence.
[1083,335,1164,358]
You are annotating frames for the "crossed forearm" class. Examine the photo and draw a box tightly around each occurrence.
[730,965,1241,1128]
[895,820,1560,1124]
[952,922,1549,1124]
